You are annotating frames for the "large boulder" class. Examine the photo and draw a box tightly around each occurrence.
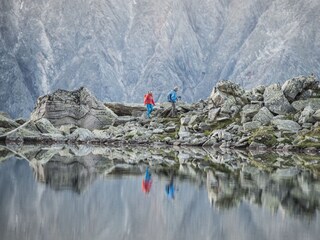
[216,80,245,97]
[209,80,245,107]
[31,87,117,130]
[263,84,294,115]
[104,102,145,116]
[209,80,247,110]
[281,75,318,102]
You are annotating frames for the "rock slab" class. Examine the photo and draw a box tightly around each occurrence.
[31,87,117,130]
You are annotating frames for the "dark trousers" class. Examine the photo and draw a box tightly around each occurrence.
[169,102,176,117]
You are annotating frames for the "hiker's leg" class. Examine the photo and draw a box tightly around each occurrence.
[147,104,152,118]
[146,105,150,118]
[172,102,176,116]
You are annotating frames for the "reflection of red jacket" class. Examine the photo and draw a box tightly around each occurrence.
[142,180,152,193]
[144,93,155,105]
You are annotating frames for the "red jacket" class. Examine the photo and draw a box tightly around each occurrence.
[144,93,155,105]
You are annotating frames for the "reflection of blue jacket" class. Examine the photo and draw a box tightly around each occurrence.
[165,183,175,199]
[144,168,151,182]
[170,90,178,103]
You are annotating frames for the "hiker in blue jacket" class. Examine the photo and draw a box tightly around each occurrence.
[168,86,179,117]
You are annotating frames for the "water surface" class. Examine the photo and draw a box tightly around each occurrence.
[0,145,319,240]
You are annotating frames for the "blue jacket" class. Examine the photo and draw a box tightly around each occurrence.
[170,90,178,103]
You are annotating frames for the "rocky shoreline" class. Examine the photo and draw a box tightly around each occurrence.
[1,75,320,153]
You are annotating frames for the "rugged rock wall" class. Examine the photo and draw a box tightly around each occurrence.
[1,0,320,118]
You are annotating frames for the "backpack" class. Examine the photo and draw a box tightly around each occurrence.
[167,92,172,102]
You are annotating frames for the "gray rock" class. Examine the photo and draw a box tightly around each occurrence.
[252,107,274,125]
[272,119,301,132]
[34,118,61,134]
[248,142,267,150]
[208,108,221,121]
[263,84,294,115]
[113,116,137,127]
[152,129,164,134]
[31,87,117,130]
[297,89,313,100]
[240,104,261,123]
[0,115,20,129]
[281,75,318,101]
[210,90,235,108]
[68,128,96,142]
[190,137,207,146]
[221,98,240,114]
[202,138,218,146]
[104,102,145,117]
[313,109,320,121]
[211,130,233,141]
[298,106,315,124]
[243,121,261,131]
[180,117,191,126]
[164,126,177,133]
[178,126,191,139]
[292,98,320,111]
[188,115,200,127]
[252,85,266,95]
[15,118,27,125]
[302,123,313,129]
[216,80,245,97]
[198,122,211,131]
[59,124,78,135]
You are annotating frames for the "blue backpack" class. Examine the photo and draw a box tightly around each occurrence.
[167,92,172,102]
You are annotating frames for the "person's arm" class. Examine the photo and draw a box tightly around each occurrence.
[143,95,147,105]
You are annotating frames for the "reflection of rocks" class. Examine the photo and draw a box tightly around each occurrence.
[207,163,320,218]
[32,152,101,193]
[41,161,96,193]
[1,144,320,217]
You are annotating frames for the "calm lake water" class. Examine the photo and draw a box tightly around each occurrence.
[0,145,319,240]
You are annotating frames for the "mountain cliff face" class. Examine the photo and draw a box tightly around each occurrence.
[1,0,319,117]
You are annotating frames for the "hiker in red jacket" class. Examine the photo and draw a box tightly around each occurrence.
[144,91,155,118]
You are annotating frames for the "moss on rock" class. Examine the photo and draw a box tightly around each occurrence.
[249,126,277,147]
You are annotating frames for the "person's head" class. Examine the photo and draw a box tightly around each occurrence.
[174,86,178,92]
[148,90,153,95]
